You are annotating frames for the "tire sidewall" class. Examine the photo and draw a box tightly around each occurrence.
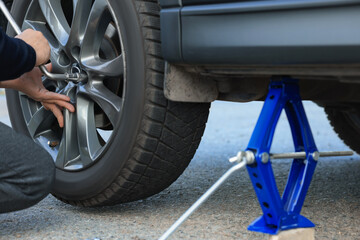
[6,0,147,200]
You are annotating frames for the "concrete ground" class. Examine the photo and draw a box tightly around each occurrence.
[0,92,359,240]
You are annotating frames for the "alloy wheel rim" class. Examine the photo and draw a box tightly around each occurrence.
[19,0,125,171]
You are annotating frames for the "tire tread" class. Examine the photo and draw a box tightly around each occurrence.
[325,107,360,154]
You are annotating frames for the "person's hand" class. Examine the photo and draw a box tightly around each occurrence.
[0,64,75,127]
[15,29,51,66]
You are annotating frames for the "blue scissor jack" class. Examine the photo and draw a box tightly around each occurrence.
[159,77,353,240]
[246,77,319,234]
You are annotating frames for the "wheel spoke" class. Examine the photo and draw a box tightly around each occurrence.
[39,0,70,47]
[27,106,55,138]
[72,0,78,16]
[80,0,111,62]
[78,81,122,126]
[23,20,59,49]
[55,86,80,168]
[76,96,102,164]
[81,55,124,77]
[67,0,92,49]
[80,0,123,76]
[56,108,80,168]
[23,20,64,72]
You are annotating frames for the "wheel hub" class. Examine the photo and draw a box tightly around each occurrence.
[71,63,81,75]
[65,63,88,83]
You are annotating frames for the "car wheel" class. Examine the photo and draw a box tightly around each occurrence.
[6,0,210,206]
[325,106,360,154]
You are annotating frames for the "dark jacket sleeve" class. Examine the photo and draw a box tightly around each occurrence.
[0,28,36,81]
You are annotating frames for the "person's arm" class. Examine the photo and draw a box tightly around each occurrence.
[0,64,75,127]
[0,29,72,127]
[0,28,36,81]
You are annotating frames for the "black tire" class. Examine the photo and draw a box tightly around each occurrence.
[325,106,360,154]
[6,0,210,206]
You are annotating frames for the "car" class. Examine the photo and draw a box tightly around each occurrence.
[2,0,360,207]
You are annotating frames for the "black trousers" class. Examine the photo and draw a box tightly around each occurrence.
[0,122,55,213]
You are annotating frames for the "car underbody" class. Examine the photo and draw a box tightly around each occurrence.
[160,0,360,107]
[164,62,360,105]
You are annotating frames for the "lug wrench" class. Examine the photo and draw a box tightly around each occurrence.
[0,0,86,82]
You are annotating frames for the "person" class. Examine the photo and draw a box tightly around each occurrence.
[0,28,75,213]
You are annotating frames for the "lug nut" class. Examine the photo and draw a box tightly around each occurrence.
[48,141,59,148]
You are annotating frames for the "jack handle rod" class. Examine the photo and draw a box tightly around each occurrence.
[158,161,246,240]
[270,150,353,160]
